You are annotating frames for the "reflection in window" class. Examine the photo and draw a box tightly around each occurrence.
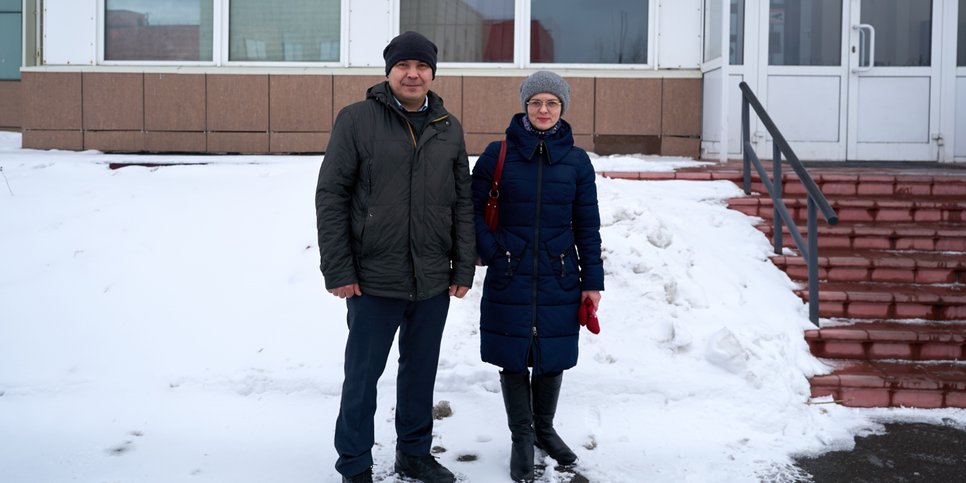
[704,0,745,65]
[230,0,341,62]
[860,0,931,67]
[531,0,648,64]
[960,0,966,66]
[768,0,841,66]
[400,0,514,62]
[105,0,213,61]
[0,1,21,80]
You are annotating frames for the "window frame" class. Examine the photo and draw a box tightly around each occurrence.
[523,0,657,70]
[220,0,348,67]
[394,0,657,70]
[97,0,220,65]
[96,0,349,66]
[0,1,22,80]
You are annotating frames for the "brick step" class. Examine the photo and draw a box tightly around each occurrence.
[805,321,966,361]
[625,170,966,198]
[746,175,966,198]
[729,196,966,223]
[809,360,966,408]
[757,222,966,251]
[796,282,966,320]
[772,249,966,284]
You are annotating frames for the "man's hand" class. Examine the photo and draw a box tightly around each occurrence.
[329,283,362,299]
[449,285,470,298]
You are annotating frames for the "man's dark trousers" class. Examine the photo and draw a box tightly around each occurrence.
[334,291,451,477]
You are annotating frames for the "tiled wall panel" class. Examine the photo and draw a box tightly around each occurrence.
[431,76,463,122]
[0,81,22,129]
[207,132,269,153]
[18,72,702,158]
[145,74,206,131]
[84,130,145,152]
[462,77,520,134]
[595,78,662,136]
[662,78,702,137]
[83,73,143,130]
[207,75,269,132]
[22,130,83,150]
[270,132,329,153]
[21,72,82,130]
[332,75,384,118]
[270,75,332,132]
[145,131,207,153]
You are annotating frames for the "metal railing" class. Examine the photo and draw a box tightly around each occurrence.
[739,82,839,326]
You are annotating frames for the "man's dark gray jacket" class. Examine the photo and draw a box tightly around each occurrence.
[315,81,476,301]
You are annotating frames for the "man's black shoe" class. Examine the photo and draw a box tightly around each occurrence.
[342,467,373,483]
[394,450,456,483]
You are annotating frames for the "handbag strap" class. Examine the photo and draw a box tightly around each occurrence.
[489,140,507,196]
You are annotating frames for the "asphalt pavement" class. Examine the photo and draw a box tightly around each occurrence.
[794,422,966,482]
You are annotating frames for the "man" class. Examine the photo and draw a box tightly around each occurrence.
[315,31,475,483]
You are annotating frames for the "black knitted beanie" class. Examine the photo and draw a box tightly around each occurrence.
[383,31,438,79]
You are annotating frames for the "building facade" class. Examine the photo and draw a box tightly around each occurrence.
[2,0,965,162]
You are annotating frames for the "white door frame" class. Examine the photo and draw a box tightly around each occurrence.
[749,0,957,162]
[845,0,944,161]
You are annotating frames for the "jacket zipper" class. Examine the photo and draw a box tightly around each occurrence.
[505,250,513,276]
[530,140,546,371]
[381,96,449,300]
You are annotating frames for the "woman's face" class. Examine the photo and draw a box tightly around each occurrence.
[526,93,562,131]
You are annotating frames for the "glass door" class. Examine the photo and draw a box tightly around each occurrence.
[759,0,944,161]
[846,0,942,161]
[760,0,849,160]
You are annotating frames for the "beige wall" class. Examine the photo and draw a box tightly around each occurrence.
[20,72,701,157]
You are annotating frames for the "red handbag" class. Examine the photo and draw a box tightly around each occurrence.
[483,140,507,231]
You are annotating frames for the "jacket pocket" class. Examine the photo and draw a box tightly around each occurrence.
[424,205,454,255]
[544,230,579,291]
[485,229,527,290]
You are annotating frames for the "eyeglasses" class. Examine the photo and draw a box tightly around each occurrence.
[526,99,561,111]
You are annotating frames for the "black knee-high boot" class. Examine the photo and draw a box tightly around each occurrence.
[500,371,534,481]
[531,372,577,465]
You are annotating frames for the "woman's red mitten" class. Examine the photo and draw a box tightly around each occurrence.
[579,298,600,334]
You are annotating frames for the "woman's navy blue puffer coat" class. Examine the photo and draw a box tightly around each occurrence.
[472,113,604,375]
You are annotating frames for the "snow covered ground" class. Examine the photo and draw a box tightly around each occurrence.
[1,131,964,482]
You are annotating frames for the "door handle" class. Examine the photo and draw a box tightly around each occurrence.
[852,24,875,73]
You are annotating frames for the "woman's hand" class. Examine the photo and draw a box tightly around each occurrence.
[581,290,601,310]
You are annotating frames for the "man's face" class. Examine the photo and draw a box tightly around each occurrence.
[388,59,433,111]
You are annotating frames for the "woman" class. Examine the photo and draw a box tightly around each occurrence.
[471,71,604,482]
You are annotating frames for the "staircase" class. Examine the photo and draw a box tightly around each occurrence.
[612,164,966,408]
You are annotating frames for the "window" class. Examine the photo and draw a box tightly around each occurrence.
[731,0,745,65]
[105,0,214,61]
[704,0,745,65]
[229,0,341,62]
[400,0,514,63]
[531,0,648,64]
[0,0,21,79]
[860,0,931,67]
[768,0,842,66]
